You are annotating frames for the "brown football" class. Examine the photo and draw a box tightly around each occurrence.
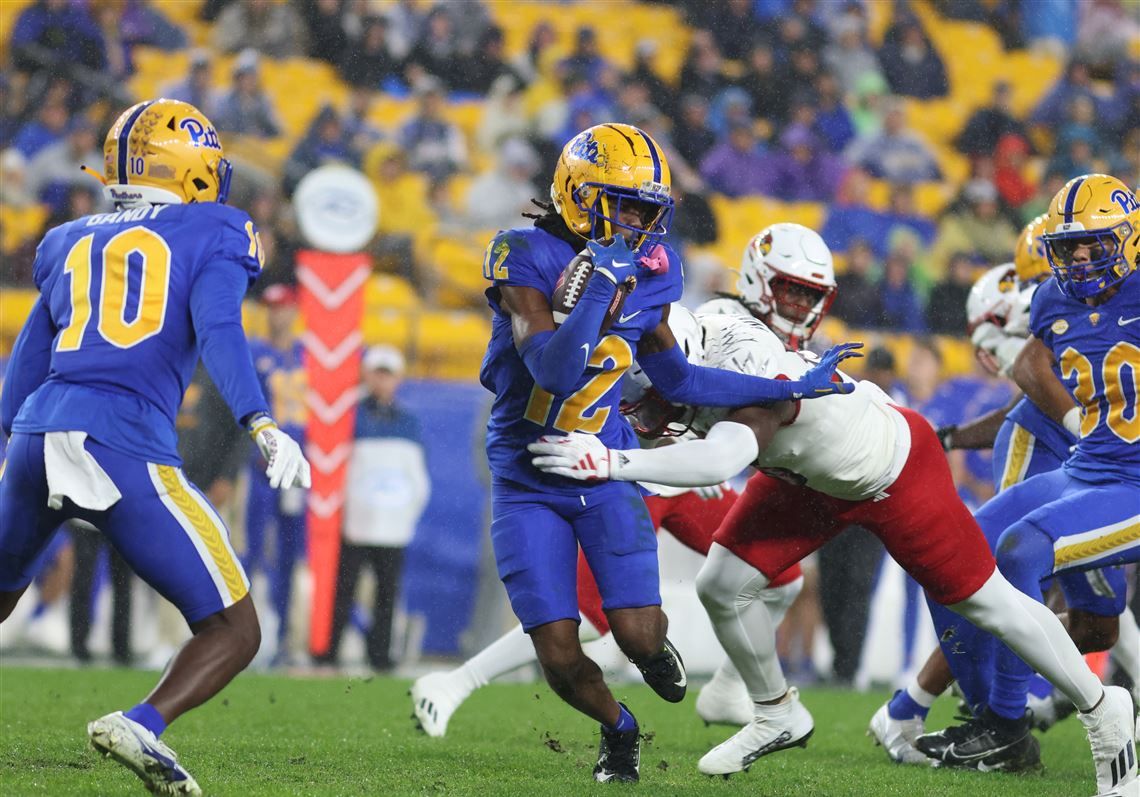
[551,252,635,333]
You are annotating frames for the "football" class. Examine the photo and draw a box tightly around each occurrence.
[550,251,636,332]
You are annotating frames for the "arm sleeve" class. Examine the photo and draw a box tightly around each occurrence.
[638,342,799,406]
[614,421,759,487]
[1,296,57,437]
[190,258,270,426]
[517,273,618,396]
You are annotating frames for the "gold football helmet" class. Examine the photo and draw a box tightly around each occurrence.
[103,98,233,205]
[1042,173,1139,298]
[1013,214,1050,285]
[550,123,673,252]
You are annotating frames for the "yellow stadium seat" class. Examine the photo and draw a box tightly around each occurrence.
[362,308,413,351]
[365,274,420,313]
[0,288,37,344]
[0,204,49,255]
[412,310,490,380]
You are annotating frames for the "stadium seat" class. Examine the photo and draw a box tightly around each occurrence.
[0,288,37,342]
[362,308,413,351]
[365,274,420,313]
[0,204,49,255]
[413,310,490,380]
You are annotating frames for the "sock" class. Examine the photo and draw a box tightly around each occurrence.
[124,703,167,738]
[606,703,637,733]
[889,686,933,720]
[1027,674,1054,700]
[458,624,539,692]
[1111,606,1140,687]
[755,691,793,719]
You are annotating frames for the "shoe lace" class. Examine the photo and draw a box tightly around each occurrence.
[940,715,988,744]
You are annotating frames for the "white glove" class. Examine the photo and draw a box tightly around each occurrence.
[528,432,620,482]
[693,482,730,501]
[250,417,312,489]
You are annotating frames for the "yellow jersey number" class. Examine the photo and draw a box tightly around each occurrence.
[523,335,633,434]
[57,227,172,351]
[1059,342,1140,444]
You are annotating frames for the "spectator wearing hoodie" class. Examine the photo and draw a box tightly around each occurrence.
[700,120,769,197]
[845,97,941,183]
[759,124,846,202]
[214,50,283,138]
[879,16,948,99]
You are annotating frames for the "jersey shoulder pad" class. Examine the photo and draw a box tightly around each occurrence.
[1028,277,1072,341]
[202,204,264,286]
[696,296,751,318]
[482,226,562,292]
[703,313,785,378]
[32,220,79,291]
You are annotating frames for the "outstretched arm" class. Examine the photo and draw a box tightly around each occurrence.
[937,393,1021,451]
[1,296,57,437]
[528,404,790,486]
[190,259,310,489]
[637,310,861,406]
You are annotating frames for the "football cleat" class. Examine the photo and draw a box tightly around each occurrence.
[88,711,201,796]
[868,699,930,765]
[410,671,473,738]
[915,709,1042,773]
[593,705,640,783]
[635,637,687,704]
[695,665,753,727]
[698,687,814,776]
[1080,686,1138,796]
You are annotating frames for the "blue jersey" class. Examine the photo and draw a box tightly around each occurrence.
[249,338,306,442]
[11,202,266,465]
[480,225,683,493]
[1030,274,1140,481]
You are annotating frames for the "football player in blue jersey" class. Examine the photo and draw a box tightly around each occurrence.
[479,122,860,782]
[244,283,307,665]
[872,218,1136,770]
[916,174,1139,796]
[0,99,311,797]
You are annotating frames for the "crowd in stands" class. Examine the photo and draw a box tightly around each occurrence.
[2,0,1139,338]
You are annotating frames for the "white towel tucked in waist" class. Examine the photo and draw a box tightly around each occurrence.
[44,431,122,511]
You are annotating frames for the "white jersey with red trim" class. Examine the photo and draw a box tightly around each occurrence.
[690,313,911,501]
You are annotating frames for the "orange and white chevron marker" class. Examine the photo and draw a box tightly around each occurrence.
[296,249,372,656]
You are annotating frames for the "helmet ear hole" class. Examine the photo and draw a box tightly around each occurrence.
[192,177,209,191]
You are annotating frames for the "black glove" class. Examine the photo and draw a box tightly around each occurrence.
[935,425,957,452]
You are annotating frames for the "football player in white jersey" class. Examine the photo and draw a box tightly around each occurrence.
[528,305,1136,792]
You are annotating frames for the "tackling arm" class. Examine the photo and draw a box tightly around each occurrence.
[0,296,57,437]
[1011,336,1080,436]
[528,403,790,486]
[637,309,860,405]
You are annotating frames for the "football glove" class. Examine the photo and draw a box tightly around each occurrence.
[249,414,312,489]
[528,432,620,482]
[792,342,863,398]
[585,236,635,285]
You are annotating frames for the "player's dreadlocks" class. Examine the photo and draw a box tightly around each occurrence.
[523,198,584,250]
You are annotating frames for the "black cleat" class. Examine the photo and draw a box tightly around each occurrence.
[916,709,1042,773]
[594,704,640,783]
[634,638,687,703]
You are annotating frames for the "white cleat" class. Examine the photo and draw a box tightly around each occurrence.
[1080,686,1138,797]
[698,687,814,776]
[410,671,472,738]
[696,669,753,727]
[868,701,930,765]
[87,711,201,796]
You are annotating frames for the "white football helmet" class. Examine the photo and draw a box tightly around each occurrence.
[737,223,836,349]
[965,263,1018,333]
[622,304,702,438]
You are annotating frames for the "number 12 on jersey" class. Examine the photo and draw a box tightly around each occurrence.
[56,227,172,352]
[524,335,633,434]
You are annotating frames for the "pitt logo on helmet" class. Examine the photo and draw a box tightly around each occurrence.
[102,98,233,206]
[1042,173,1140,299]
[550,123,673,252]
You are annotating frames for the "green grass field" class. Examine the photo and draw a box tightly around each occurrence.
[0,667,1091,796]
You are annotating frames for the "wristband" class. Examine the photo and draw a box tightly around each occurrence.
[1062,406,1081,438]
[246,411,276,437]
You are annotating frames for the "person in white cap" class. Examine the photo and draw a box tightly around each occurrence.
[316,345,430,671]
